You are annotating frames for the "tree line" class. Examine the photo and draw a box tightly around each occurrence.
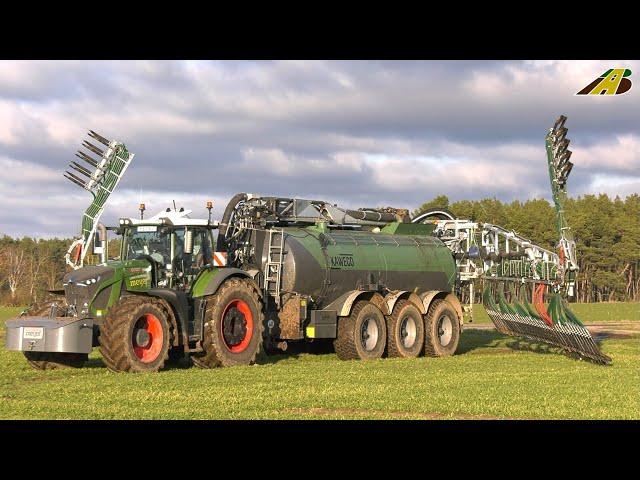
[414,193,640,303]
[0,193,638,305]
[0,236,119,306]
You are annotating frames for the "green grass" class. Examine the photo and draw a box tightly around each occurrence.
[1,304,638,420]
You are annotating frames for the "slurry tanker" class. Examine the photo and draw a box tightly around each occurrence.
[4,116,610,372]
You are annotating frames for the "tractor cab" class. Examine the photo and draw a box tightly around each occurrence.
[116,207,219,291]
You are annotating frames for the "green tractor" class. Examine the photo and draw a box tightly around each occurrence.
[5,130,268,372]
[8,205,241,372]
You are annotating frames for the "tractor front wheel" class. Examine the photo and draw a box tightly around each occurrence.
[192,278,265,368]
[99,296,173,373]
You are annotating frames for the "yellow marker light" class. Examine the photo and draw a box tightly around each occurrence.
[306,326,315,338]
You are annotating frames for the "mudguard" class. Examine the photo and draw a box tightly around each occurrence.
[191,267,254,298]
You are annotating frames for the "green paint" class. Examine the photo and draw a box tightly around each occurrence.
[191,267,222,298]
[288,224,456,289]
[123,259,153,292]
[380,222,435,236]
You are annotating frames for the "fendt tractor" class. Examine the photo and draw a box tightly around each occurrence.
[4,116,611,372]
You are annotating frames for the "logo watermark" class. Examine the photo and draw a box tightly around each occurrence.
[576,68,632,95]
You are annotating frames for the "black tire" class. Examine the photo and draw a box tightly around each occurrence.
[192,277,265,368]
[334,300,387,361]
[424,299,460,357]
[24,351,88,370]
[98,296,174,373]
[386,299,425,358]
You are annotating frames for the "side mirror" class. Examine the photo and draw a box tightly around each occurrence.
[184,229,194,255]
[92,231,104,255]
[93,223,108,263]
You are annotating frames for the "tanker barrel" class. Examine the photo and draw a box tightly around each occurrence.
[88,130,111,147]
[76,151,98,168]
[82,140,105,157]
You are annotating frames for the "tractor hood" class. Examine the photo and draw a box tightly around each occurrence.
[63,265,115,286]
[63,265,117,317]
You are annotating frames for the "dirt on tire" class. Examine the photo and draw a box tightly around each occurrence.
[334,300,386,361]
[386,299,425,358]
[191,277,265,368]
[98,296,174,373]
[424,299,461,357]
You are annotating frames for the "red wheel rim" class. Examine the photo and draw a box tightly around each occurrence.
[132,313,164,363]
[221,299,254,353]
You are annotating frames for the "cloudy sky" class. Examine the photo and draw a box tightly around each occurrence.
[0,60,638,238]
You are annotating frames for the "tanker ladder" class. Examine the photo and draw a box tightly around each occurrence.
[264,228,285,307]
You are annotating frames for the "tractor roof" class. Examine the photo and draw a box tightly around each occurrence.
[119,208,218,228]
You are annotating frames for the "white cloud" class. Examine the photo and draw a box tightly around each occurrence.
[0,60,638,238]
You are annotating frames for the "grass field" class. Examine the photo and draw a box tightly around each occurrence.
[1,304,638,420]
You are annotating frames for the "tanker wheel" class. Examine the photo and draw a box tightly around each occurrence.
[192,277,265,368]
[386,299,425,358]
[98,296,174,373]
[21,298,87,370]
[424,299,460,357]
[334,300,387,361]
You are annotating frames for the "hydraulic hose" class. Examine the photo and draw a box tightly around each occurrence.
[216,192,248,251]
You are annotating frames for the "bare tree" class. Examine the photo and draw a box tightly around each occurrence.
[1,244,26,303]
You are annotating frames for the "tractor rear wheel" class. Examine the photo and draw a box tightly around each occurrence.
[334,300,387,361]
[386,299,424,358]
[99,296,174,372]
[424,299,460,357]
[21,298,88,370]
[192,277,265,368]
